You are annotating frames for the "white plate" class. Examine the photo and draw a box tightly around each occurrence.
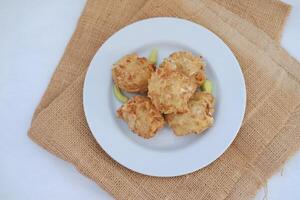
[83,17,246,177]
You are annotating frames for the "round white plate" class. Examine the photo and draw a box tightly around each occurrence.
[83,17,246,177]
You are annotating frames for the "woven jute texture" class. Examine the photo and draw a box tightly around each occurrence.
[29,0,300,199]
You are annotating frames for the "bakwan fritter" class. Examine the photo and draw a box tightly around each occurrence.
[166,92,215,136]
[160,51,206,86]
[112,54,155,93]
[117,96,164,139]
[148,67,197,114]
[113,50,215,139]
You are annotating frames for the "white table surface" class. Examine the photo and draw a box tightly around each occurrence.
[0,0,299,199]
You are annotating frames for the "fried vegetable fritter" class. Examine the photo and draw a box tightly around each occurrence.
[148,67,197,114]
[160,51,206,85]
[112,54,155,93]
[165,92,215,136]
[117,96,164,139]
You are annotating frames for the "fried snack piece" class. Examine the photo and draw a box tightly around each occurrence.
[160,51,206,85]
[165,92,215,136]
[148,67,197,114]
[112,54,155,93]
[117,96,164,139]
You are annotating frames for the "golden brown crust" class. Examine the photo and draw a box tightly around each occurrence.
[117,96,164,139]
[160,51,206,85]
[148,67,197,114]
[165,92,215,136]
[112,54,155,93]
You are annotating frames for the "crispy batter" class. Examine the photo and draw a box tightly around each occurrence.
[165,92,215,136]
[112,54,155,93]
[117,96,164,139]
[148,67,197,114]
[160,51,206,85]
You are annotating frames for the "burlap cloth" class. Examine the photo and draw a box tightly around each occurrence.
[29,0,300,199]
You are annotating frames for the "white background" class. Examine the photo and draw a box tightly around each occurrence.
[0,0,299,199]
